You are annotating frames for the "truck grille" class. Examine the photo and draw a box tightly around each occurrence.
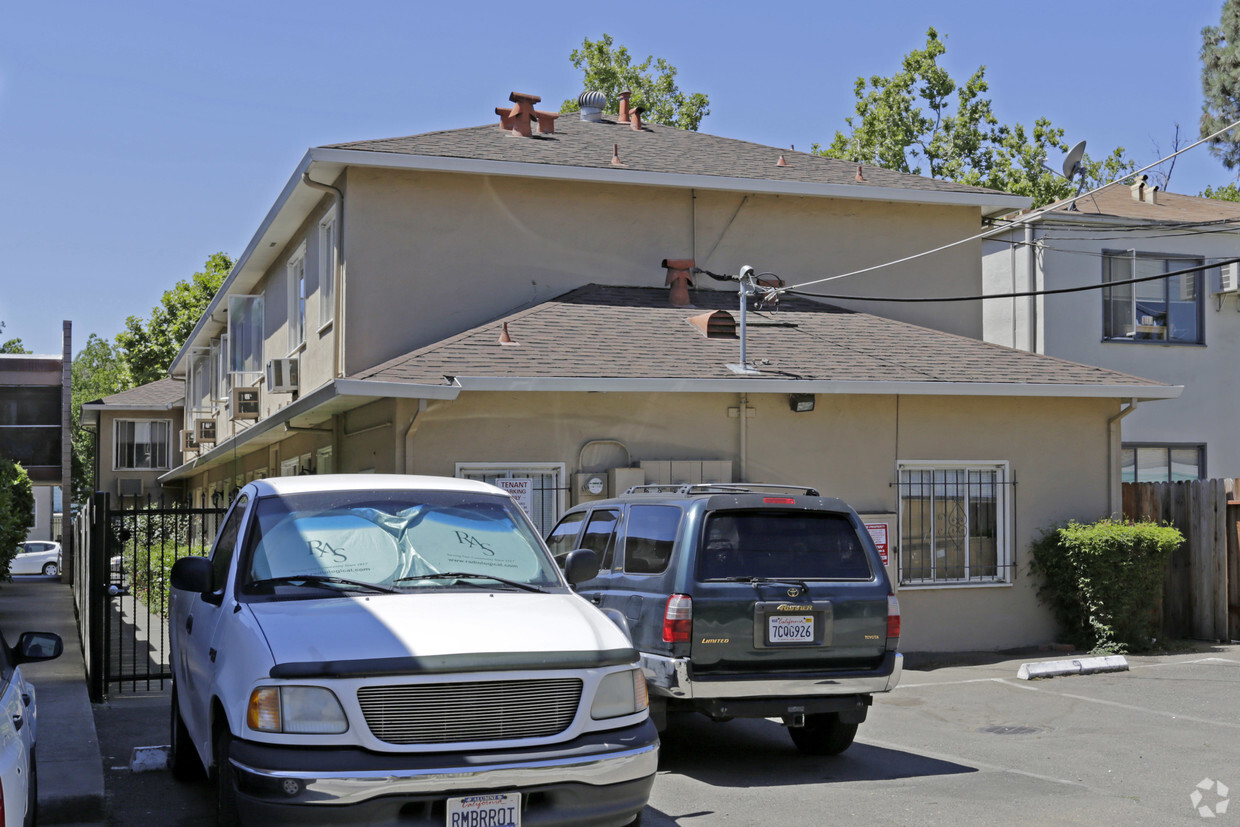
[357,678,583,744]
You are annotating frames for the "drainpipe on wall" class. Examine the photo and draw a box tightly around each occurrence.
[402,400,427,474]
[1025,223,1038,353]
[302,173,346,377]
[1107,399,1138,516]
[739,393,749,482]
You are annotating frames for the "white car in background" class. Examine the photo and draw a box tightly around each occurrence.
[0,628,63,826]
[10,543,61,577]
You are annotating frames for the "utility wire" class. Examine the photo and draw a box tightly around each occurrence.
[783,257,1240,303]
[775,117,1240,294]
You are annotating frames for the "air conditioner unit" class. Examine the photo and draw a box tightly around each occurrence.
[180,429,200,453]
[232,387,260,420]
[266,357,299,393]
[117,478,143,497]
[195,419,217,444]
[1220,261,1240,293]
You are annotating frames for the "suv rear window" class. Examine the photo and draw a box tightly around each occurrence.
[697,510,873,581]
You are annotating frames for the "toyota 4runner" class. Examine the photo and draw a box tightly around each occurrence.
[547,483,901,755]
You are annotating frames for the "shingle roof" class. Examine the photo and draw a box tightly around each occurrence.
[325,116,1009,199]
[353,285,1168,393]
[1049,185,1240,224]
[85,378,184,409]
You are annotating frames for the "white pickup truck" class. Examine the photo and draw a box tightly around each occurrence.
[169,475,656,826]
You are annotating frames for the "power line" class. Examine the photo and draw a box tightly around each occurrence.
[782,257,1240,304]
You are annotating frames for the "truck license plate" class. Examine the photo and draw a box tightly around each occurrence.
[768,615,814,644]
[447,792,520,827]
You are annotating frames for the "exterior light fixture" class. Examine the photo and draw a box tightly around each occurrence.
[789,394,815,413]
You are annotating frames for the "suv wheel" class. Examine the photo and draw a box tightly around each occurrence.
[788,713,858,756]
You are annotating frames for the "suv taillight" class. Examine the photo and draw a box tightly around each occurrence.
[663,594,692,643]
[886,592,901,650]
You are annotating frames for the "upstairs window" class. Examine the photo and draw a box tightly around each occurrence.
[319,208,338,328]
[115,419,171,470]
[1121,445,1204,482]
[1103,251,1202,344]
[228,294,264,384]
[287,243,307,351]
[188,348,212,414]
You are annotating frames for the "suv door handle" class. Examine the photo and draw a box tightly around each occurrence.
[590,594,602,604]
[11,713,22,732]
[185,615,194,634]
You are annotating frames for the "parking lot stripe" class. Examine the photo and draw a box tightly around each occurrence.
[993,677,1240,730]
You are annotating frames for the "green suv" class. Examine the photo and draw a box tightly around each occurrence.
[547,483,901,755]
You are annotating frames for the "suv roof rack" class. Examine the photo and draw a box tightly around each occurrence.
[624,483,821,497]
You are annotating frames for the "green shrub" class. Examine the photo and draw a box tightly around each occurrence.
[1030,519,1182,653]
[0,459,35,580]
[113,506,215,617]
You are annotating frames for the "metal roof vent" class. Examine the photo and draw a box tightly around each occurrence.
[688,310,738,339]
[578,90,606,122]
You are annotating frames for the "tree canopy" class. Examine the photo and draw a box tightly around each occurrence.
[1201,0,1240,171]
[116,252,232,385]
[560,34,710,131]
[816,28,1132,207]
[0,458,34,579]
[70,333,133,500]
[0,321,29,354]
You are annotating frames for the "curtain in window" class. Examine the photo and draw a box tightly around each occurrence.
[115,420,170,469]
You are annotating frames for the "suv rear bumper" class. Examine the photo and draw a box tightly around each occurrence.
[641,650,902,699]
[227,720,658,824]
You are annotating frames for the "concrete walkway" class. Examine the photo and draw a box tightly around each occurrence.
[1,576,105,824]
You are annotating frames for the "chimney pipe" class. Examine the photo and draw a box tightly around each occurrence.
[618,90,632,123]
[630,107,644,131]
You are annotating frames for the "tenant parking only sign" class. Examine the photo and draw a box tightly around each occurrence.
[495,478,534,517]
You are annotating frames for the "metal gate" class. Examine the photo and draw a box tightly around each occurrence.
[77,492,225,700]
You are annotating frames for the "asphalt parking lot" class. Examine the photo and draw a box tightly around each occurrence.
[91,645,1239,825]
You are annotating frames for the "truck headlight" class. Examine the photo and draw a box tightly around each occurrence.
[248,686,348,734]
[590,669,648,720]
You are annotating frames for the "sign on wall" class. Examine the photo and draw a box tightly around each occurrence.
[495,478,534,516]
[865,522,890,566]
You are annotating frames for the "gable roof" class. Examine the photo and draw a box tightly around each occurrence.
[1042,185,1240,225]
[82,378,184,410]
[353,284,1175,398]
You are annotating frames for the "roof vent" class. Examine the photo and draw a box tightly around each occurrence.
[662,258,695,306]
[578,90,606,122]
[688,310,738,339]
[618,90,632,123]
[496,92,559,137]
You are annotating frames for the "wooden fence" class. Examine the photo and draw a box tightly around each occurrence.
[1121,479,1239,643]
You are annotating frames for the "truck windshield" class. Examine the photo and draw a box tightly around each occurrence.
[697,510,874,581]
[241,490,561,594]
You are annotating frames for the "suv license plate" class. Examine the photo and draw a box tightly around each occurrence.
[447,792,520,827]
[768,615,815,644]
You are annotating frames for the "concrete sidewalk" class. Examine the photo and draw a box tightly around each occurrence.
[0,576,105,824]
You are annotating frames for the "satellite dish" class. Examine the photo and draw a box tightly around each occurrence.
[1062,140,1087,179]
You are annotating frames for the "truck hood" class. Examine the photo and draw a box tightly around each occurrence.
[248,591,635,678]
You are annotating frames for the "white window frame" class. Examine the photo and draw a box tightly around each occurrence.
[317,445,334,475]
[228,294,264,384]
[896,460,1012,589]
[113,419,173,471]
[287,242,308,352]
[187,347,212,414]
[213,334,232,403]
[318,207,338,331]
[455,462,566,536]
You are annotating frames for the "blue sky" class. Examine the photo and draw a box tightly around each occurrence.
[0,0,1227,355]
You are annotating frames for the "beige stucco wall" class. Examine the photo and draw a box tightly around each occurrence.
[95,409,185,501]
[341,169,987,375]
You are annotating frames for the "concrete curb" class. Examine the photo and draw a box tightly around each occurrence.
[1017,654,1129,680]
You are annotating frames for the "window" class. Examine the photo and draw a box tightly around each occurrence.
[319,208,337,328]
[213,335,231,402]
[114,420,171,470]
[546,512,586,564]
[456,463,566,536]
[697,510,871,581]
[287,243,307,350]
[211,494,249,593]
[1122,445,1203,482]
[188,348,211,414]
[622,505,680,575]
[1103,251,1202,343]
[228,294,264,383]
[581,509,620,570]
[317,446,333,475]
[897,462,1011,586]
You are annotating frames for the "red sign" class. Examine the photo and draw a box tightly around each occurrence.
[865,523,889,566]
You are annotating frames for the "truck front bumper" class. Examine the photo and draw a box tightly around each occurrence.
[227,719,657,826]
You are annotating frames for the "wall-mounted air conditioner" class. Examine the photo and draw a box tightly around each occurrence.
[195,419,217,444]
[266,357,299,393]
[1220,261,1240,293]
[181,429,200,453]
[117,478,143,497]
[232,387,260,420]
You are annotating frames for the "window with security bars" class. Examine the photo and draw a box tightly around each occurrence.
[455,463,566,536]
[897,463,1012,586]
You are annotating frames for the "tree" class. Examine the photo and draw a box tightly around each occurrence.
[560,34,710,131]
[70,334,133,500]
[1201,1,1240,171]
[1202,182,1240,201]
[0,321,29,354]
[817,28,1132,207]
[116,253,232,385]
[0,458,34,579]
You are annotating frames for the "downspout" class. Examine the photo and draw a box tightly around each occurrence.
[302,173,345,377]
[1107,399,1138,516]
[1025,223,1038,352]
[739,393,749,483]
[402,399,427,474]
